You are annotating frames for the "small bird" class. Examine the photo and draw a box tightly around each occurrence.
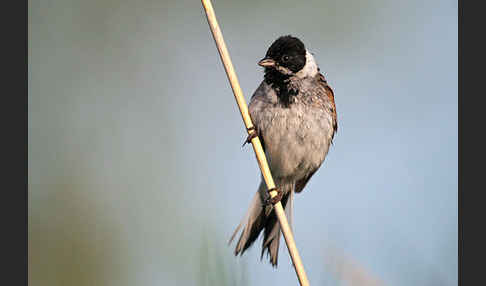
[229,35,338,267]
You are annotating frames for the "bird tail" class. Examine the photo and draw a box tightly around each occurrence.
[229,181,294,267]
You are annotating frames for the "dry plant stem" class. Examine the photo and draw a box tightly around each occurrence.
[200,0,310,285]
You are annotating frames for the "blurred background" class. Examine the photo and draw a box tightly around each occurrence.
[29,0,457,285]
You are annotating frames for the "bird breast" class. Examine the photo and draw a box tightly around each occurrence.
[252,87,334,183]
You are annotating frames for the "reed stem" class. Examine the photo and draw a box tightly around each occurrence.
[200,1,310,285]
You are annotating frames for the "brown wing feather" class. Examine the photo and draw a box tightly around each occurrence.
[318,73,338,136]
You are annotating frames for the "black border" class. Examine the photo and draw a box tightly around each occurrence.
[3,0,28,284]
[459,0,484,285]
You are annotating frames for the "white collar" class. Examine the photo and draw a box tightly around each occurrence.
[295,50,319,78]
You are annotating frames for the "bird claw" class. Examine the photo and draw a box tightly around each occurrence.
[242,126,258,147]
[264,188,283,205]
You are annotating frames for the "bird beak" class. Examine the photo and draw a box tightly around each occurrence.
[258,58,276,67]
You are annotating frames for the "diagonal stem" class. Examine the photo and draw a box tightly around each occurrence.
[200,1,310,285]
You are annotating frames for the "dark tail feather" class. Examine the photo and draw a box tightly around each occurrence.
[230,182,294,267]
[261,187,293,267]
[229,182,266,254]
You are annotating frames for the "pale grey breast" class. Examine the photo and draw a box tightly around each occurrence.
[248,76,334,185]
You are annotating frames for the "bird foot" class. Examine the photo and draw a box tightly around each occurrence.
[242,126,258,147]
[264,188,283,205]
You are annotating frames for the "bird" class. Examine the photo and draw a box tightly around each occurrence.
[229,35,338,267]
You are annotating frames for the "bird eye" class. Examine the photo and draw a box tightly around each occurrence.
[282,55,290,62]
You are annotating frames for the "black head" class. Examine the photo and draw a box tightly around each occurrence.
[258,35,307,75]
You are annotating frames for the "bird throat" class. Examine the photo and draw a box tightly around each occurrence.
[264,69,299,107]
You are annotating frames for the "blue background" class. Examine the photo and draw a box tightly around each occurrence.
[29,0,457,285]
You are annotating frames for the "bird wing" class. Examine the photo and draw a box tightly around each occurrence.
[248,81,271,152]
[295,73,337,193]
[317,72,338,137]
